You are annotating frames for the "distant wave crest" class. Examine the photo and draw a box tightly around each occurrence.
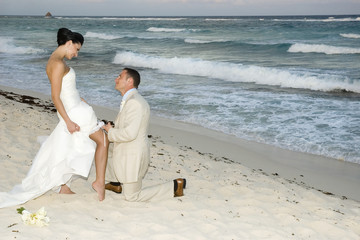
[55,17,185,21]
[102,17,185,21]
[184,38,228,44]
[340,33,360,39]
[113,51,360,93]
[288,43,360,54]
[184,38,211,44]
[147,27,198,33]
[85,32,123,40]
[274,17,360,22]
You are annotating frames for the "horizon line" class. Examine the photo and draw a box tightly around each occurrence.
[0,13,359,17]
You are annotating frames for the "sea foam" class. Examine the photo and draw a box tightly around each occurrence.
[274,17,360,22]
[84,32,123,40]
[340,33,360,39]
[184,39,211,44]
[113,51,360,93]
[184,38,228,44]
[0,37,44,54]
[147,27,199,33]
[288,43,360,54]
[147,27,187,32]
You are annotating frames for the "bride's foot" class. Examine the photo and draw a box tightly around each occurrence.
[59,185,75,194]
[92,181,105,201]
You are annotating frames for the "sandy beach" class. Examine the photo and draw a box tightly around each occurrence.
[0,85,360,239]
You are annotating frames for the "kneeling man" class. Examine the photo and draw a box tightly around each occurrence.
[103,68,186,201]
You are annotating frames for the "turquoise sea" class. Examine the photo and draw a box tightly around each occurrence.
[0,15,359,164]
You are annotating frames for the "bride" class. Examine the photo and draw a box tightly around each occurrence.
[0,28,108,208]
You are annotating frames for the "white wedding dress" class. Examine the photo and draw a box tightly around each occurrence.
[0,68,101,208]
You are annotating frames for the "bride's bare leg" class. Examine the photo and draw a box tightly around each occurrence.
[59,184,75,194]
[90,129,109,201]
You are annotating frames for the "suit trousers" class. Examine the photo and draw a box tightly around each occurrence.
[123,180,174,202]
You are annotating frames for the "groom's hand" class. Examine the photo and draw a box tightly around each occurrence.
[102,123,113,132]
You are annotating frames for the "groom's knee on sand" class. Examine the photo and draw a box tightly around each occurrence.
[122,182,142,202]
[124,191,141,202]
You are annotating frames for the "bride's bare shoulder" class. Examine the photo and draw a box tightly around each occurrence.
[46,57,68,79]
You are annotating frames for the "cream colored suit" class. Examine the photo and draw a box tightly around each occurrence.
[106,90,173,201]
[107,89,150,183]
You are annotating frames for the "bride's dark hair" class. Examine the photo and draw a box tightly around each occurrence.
[57,28,84,46]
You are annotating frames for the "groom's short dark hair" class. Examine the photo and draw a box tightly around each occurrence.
[124,68,140,89]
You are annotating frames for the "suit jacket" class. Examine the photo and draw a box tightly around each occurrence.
[107,90,150,183]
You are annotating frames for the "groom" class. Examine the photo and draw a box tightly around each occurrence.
[103,68,186,202]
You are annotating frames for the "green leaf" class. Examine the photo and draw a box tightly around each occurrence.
[16,207,25,215]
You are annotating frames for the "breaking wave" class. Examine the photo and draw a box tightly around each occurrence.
[340,33,360,39]
[0,37,44,54]
[288,43,360,55]
[84,32,124,40]
[113,51,360,93]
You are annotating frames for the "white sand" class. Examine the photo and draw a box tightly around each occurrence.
[0,86,359,239]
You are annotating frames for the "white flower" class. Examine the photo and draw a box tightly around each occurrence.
[20,207,50,227]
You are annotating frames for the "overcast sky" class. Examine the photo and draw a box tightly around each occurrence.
[1,0,359,16]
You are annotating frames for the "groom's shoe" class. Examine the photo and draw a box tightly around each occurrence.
[174,178,186,197]
[105,182,122,194]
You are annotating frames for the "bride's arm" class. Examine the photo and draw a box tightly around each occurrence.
[47,64,80,134]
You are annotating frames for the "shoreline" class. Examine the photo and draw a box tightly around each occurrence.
[1,84,360,202]
[1,84,360,239]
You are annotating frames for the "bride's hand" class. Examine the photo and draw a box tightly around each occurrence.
[67,121,80,134]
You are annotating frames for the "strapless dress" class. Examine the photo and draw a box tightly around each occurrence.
[0,68,101,208]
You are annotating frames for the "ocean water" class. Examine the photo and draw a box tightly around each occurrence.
[0,15,359,164]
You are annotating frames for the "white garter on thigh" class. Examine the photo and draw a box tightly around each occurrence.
[90,120,105,135]
[89,121,107,147]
